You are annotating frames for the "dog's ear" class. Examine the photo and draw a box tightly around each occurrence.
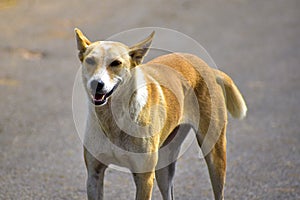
[129,31,155,66]
[75,28,91,61]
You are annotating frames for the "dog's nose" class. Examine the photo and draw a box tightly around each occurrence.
[90,80,104,94]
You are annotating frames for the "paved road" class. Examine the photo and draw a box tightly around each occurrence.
[0,0,299,199]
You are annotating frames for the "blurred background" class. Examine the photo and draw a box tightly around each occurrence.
[0,0,299,199]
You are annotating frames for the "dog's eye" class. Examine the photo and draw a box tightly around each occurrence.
[110,60,122,67]
[85,57,96,65]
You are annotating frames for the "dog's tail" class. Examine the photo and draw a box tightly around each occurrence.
[214,69,247,119]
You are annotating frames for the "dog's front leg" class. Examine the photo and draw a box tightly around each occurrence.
[84,148,107,200]
[133,171,155,200]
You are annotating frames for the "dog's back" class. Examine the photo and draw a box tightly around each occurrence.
[147,53,247,120]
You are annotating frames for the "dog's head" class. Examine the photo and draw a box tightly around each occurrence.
[75,28,154,106]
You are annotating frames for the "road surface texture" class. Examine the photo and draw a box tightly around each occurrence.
[0,0,299,199]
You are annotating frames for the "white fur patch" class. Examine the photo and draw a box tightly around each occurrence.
[101,43,112,51]
[129,67,148,121]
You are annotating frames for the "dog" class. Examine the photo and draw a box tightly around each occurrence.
[74,28,247,200]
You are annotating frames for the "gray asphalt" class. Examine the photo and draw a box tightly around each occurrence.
[0,0,299,199]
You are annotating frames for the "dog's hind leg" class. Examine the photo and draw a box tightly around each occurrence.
[155,162,176,200]
[84,147,107,200]
[156,124,191,200]
[197,126,227,200]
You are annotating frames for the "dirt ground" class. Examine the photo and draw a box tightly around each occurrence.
[0,0,299,199]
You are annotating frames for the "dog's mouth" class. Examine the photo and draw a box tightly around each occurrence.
[91,85,118,106]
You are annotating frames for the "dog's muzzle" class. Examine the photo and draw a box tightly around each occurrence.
[90,80,118,106]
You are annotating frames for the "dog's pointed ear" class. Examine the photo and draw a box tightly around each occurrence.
[75,28,91,61]
[129,31,155,66]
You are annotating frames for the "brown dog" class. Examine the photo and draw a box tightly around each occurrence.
[75,28,247,200]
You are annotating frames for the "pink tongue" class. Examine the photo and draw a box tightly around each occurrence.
[94,93,105,101]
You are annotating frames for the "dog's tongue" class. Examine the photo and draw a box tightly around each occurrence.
[94,93,105,101]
